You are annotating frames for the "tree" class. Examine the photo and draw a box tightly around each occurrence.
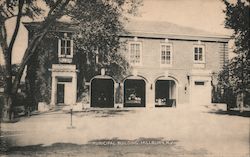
[1,0,141,120]
[25,0,142,105]
[220,0,250,111]
[69,0,134,97]
[0,0,71,121]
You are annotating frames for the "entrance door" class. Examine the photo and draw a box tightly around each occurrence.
[57,84,65,104]
[124,79,146,107]
[91,79,114,108]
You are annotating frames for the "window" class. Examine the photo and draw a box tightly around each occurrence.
[194,45,205,62]
[57,77,72,82]
[129,42,142,65]
[58,33,73,58]
[61,39,71,56]
[195,81,205,85]
[161,44,172,66]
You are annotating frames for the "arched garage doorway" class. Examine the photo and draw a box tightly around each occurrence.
[124,79,146,107]
[91,77,114,108]
[155,79,177,107]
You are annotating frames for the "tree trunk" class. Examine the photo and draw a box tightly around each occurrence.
[236,92,244,113]
[2,94,14,121]
[1,0,70,121]
[1,0,24,122]
[239,92,244,113]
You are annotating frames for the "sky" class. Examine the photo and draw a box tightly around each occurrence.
[0,0,233,64]
[131,0,232,34]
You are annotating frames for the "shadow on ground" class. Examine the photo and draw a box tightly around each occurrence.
[73,109,136,118]
[1,138,209,157]
[206,110,250,118]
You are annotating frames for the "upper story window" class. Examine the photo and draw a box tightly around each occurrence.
[160,44,172,66]
[58,33,73,58]
[129,42,142,66]
[193,45,205,63]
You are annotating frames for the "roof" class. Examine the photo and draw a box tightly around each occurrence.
[23,19,231,42]
[23,21,78,33]
[122,20,230,42]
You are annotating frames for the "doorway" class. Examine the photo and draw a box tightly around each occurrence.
[124,79,146,107]
[155,80,176,107]
[57,84,65,104]
[91,78,114,108]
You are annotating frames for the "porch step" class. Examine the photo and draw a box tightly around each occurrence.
[53,104,69,110]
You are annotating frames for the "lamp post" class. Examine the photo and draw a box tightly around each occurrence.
[67,105,75,129]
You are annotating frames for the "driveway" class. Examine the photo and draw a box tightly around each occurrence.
[1,105,249,157]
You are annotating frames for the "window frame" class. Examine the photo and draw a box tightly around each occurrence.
[58,37,73,58]
[128,41,143,66]
[160,43,173,67]
[193,44,205,63]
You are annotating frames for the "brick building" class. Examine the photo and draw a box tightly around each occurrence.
[24,20,230,108]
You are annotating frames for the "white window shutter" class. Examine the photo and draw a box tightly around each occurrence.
[58,39,61,57]
[70,39,73,57]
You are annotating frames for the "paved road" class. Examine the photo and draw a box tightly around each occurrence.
[1,105,249,157]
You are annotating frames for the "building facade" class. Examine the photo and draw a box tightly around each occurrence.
[24,20,230,108]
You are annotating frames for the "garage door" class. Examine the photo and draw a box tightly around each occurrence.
[124,79,146,107]
[91,78,114,108]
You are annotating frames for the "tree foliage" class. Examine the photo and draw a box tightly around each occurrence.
[219,0,250,109]
[25,0,141,104]
[0,0,71,121]
[69,0,134,80]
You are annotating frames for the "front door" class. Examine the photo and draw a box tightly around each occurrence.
[57,84,65,104]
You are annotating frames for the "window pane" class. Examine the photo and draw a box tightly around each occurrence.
[195,47,198,53]
[161,51,165,56]
[61,47,65,55]
[61,40,65,47]
[166,46,170,51]
[199,53,203,61]
[161,45,165,51]
[199,48,202,53]
[66,48,71,55]
[136,44,139,51]
[67,40,71,48]
[194,54,198,60]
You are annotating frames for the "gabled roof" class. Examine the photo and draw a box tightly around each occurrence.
[122,20,230,42]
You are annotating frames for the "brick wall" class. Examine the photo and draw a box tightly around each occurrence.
[119,37,229,104]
